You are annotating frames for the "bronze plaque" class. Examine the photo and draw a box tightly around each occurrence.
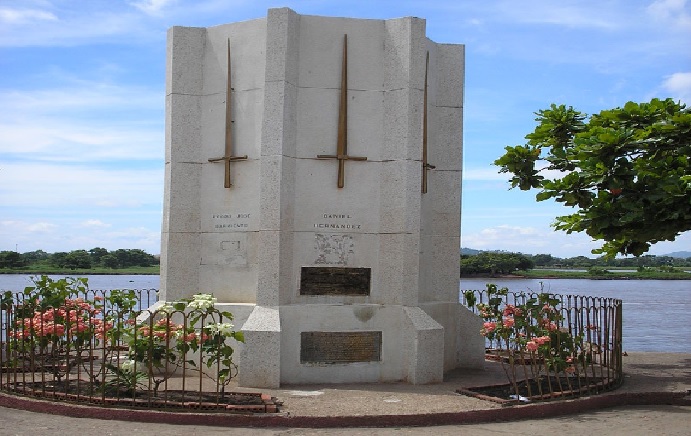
[300,267,371,296]
[300,331,382,363]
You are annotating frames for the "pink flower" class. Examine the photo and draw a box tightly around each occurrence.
[480,322,497,337]
[535,336,551,345]
[526,341,538,352]
[502,317,515,328]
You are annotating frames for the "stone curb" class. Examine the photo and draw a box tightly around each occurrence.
[0,390,688,429]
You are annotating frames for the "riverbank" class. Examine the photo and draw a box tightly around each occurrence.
[3,267,690,280]
[464,269,691,280]
[0,266,159,275]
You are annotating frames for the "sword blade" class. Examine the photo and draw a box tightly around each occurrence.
[337,34,348,158]
[225,38,233,160]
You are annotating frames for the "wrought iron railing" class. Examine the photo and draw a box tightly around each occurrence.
[0,285,277,412]
[461,287,623,402]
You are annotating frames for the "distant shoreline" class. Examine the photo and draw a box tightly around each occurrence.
[3,270,689,280]
[463,271,691,280]
[0,268,159,276]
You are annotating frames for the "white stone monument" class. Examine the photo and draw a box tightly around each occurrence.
[160,7,484,388]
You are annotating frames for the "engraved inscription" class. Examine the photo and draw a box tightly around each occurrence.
[300,331,382,363]
[313,213,362,231]
[300,266,370,296]
[212,213,250,230]
[315,234,354,265]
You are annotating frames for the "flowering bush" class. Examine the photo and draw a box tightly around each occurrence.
[124,293,244,394]
[6,276,121,381]
[475,283,591,398]
[4,276,244,397]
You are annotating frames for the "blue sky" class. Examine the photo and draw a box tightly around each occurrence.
[1,0,690,258]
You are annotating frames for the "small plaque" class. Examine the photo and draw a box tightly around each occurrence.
[300,267,371,296]
[300,331,382,363]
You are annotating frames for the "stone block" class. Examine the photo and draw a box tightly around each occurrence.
[265,8,300,84]
[160,231,200,302]
[239,305,281,388]
[204,19,268,94]
[261,81,298,157]
[166,162,201,233]
[167,26,205,96]
[435,44,465,109]
[457,305,485,369]
[298,16,385,91]
[166,93,202,164]
[402,306,444,383]
[383,17,427,91]
[428,105,463,171]
[378,233,420,306]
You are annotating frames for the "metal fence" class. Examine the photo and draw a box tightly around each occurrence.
[0,287,277,413]
[461,287,623,401]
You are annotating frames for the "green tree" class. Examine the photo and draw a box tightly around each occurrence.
[495,98,691,258]
[0,251,24,268]
[113,249,156,268]
[49,252,69,268]
[101,254,119,269]
[21,250,50,264]
[531,254,554,266]
[89,247,109,264]
[460,251,534,275]
[63,250,92,270]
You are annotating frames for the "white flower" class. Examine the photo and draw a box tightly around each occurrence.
[160,303,175,314]
[187,293,217,311]
[121,359,137,372]
[205,322,235,336]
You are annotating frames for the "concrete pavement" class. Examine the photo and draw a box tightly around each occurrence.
[0,352,688,432]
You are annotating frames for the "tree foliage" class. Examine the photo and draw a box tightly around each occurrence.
[0,248,159,271]
[495,98,691,258]
[460,252,534,275]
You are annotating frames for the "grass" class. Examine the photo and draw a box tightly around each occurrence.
[0,265,160,275]
[512,268,691,280]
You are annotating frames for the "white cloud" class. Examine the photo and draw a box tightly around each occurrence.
[81,219,111,228]
[0,7,57,24]
[462,224,602,257]
[0,162,163,209]
[494,1,624,30]
[0,82,163,162]
[0,5,155,47]
[25,222,58,233]
[129,0,177,16]
[647,0,691,30]
[661,72,691,103]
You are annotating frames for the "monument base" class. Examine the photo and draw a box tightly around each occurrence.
[237,303,483,388]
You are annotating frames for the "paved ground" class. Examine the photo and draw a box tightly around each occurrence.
[0,404,689,435]
[0,352,688,434]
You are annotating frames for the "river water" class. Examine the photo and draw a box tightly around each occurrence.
[461,277,690,353]
[1,275,688,353]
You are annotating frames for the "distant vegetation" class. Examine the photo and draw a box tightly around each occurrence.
[0,248,159,274]
[461,249,691,279]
